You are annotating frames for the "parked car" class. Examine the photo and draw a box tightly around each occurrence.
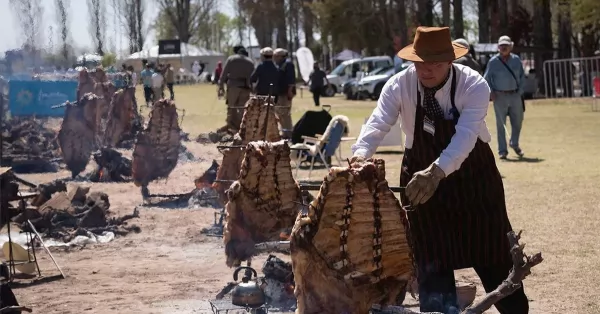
[357,62,412,100]
[342,66,394,100]
[324,56,393,97]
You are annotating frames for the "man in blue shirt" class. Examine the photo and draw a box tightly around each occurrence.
[140,64,154,106]
[484,35,526,159]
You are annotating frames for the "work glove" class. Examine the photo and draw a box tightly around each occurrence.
[349,155,367,168]
[405,163,446,205]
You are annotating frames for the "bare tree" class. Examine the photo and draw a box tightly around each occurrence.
[453,0,464,39]
[112,0,146,54]
[156,0,216,43]
[87,0,107,55]
[55,0,70,62]
[9,0,44,50]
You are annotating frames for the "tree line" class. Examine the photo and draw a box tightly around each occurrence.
[8,0,600,66]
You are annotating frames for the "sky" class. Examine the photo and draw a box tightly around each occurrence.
[0,0,249,57]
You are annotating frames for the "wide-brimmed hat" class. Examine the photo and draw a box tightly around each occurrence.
[397,26,468,62]
[274,48,288,57]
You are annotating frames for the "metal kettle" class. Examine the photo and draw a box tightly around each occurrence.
[231,266,266,308]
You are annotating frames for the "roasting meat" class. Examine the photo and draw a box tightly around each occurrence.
[238,96,281,143]
[103,88,139,147]
[58,93,101,177]
[223,140,300,267]
[213,96,282,202]
[290,159,414,314]
[132,99,181,187]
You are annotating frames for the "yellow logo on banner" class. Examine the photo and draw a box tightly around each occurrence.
[16,89,33,107]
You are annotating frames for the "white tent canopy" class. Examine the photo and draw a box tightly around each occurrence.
[125,43,225,75]
[127,43,224,60]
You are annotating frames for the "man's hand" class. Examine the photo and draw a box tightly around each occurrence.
[217,87,224,99]
[405,163,446,205]
[490,91,496,101]
[287,89,294,100]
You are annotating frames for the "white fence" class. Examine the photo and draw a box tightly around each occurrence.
[543,56,600,98]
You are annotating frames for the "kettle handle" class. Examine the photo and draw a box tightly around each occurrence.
[233,266,257,282]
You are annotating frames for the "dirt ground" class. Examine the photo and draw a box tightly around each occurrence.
[3,86,600,313]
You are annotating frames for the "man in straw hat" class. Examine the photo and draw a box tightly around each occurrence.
[351,27,528,313]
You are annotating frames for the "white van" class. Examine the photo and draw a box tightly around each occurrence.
[325,56,393,97]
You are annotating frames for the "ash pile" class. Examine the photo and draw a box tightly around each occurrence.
[1,169,140,245]
[1,117,61,173]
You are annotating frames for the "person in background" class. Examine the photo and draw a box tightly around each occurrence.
[213,61,223,84]
[218,45,255,134]
[307,62,328,107]
[151,64,165,102]
[128,65,137,87]
[484,35,526,160]
[165,63,175,100]
[140,63,154,106]
[250,47,278,96]
[452,38,482,74]
[274,48,296,139]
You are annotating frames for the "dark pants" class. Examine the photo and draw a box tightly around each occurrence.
[311,86,322,106]
[167,83,174,100]
[418,264,529,314]
[143,86,152,104]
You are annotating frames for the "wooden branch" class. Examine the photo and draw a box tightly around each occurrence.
[463,230,543,314]
[375,231,542,314]
[254,241,291,255]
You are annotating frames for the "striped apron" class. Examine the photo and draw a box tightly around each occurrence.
[400,68,513,271]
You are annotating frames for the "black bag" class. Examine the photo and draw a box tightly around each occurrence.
[499,59,526,112]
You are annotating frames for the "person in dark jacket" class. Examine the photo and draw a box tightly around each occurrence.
[307,62,329,106]
[274,48,296,138]
[251,47,279,96]
[452,38,483,74]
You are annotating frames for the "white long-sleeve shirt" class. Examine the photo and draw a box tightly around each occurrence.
[351,63,492,176]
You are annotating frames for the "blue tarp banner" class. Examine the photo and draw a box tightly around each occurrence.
[8,80,77,117]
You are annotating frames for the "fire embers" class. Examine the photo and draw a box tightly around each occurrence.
[290,159,414,314]
[213,96,282,203]
[58,93,105,178]
[223,140,300,268]
[132,99,181,187]
[88,148,132,183]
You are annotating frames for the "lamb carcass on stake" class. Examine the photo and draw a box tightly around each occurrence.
[213,96,281,203]
[290,159,414,314]
[103,87,139,147]
[224,140,299,267]
[132,99,181,188]
[58,93,102,178]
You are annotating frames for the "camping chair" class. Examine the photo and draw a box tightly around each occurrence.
[291,120,346,179]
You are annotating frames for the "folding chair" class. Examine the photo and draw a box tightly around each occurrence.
[291,121,346,179]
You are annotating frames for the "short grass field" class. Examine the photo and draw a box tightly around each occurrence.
[141,84,600,312]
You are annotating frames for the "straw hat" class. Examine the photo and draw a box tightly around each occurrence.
[397,26,469,62]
